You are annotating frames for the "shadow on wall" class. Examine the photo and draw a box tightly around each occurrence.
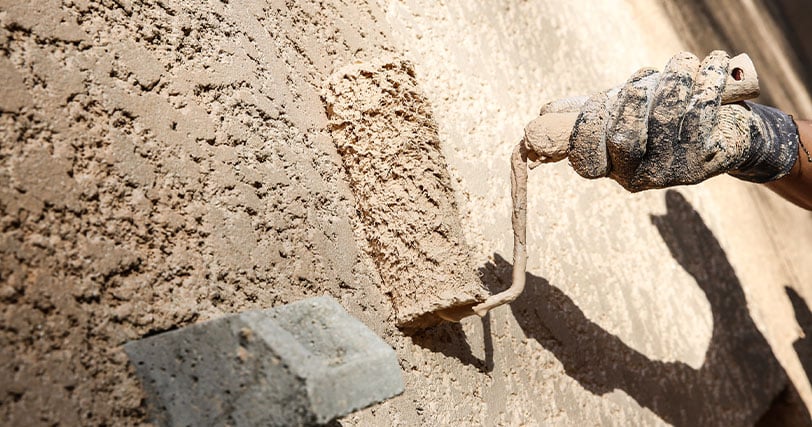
[409,315,494,373]
[764,0,812,88]
[759,289,812,427]
[787,287,812,384]
[474,190,812,426]
[659,0,812,116]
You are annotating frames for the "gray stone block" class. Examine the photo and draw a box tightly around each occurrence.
[124,296,404,426]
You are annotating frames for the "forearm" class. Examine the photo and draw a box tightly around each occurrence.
[764,119,812,210]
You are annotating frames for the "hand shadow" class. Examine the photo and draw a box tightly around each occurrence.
[498,190,811,426]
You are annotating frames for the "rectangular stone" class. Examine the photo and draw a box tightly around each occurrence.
[124,296,404,426]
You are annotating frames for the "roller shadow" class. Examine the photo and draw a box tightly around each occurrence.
[407,253,510,372]
[409,314,494,373]
[496,190,811,426]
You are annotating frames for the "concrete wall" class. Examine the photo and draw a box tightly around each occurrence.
[1,0,811,425]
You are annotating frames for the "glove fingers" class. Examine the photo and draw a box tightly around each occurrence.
[569,90,616,178]
[632,52,700,189]
[680,50,729,164]
[605,68,658,187]
[539,96,589,114]
[566,50,759,190]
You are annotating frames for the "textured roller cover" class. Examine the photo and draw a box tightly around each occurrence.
[323,58,487,329]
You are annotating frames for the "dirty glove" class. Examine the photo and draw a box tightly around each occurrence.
[549,51,800,192]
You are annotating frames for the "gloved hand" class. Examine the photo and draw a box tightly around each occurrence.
[538,51,800,192]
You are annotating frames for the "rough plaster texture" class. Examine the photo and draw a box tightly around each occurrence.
[324,58,487,329]
[124,296,403,426]
[1,0,811,426]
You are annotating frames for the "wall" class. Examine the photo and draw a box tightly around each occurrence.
[1,0,810,425]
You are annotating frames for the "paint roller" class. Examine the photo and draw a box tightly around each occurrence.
[323,54,759,330]
[323,58,488,330]
[477,53,761,319]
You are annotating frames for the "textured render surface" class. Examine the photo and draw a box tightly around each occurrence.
[1,1,811,426]
[324,58,487,329]
[124,296,403,426]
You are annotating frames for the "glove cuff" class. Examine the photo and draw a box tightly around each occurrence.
[729,102,799,183]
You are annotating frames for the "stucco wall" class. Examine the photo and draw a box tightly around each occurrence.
[1,0,811,425]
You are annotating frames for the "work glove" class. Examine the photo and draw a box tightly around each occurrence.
[541,51,800,192]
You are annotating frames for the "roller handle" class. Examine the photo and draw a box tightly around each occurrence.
[524,53,760,163]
